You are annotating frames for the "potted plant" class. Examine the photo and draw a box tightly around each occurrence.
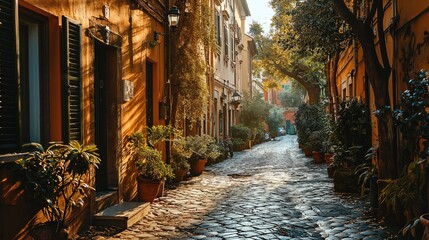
[184,134,220,176]
[170,138,192,182]
[17,141,100,240]
[308,130,326,164]
[129,126,174,203]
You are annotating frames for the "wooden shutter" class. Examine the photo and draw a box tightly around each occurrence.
[0,0,19,153]
[62,16,82,142]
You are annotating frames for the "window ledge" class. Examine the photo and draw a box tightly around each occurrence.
[0,153,28,164]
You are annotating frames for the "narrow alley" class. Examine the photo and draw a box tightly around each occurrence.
[78,135,395,240]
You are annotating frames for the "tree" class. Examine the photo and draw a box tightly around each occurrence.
[249,21,324,105]
[330,0,396,186]
[278,91,303,108]
[170,0,215,128]
[272,0,353,114]
[266,106,285,138]
[239,91,270,130]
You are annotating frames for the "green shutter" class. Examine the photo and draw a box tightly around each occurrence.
[0,0,19,153]
[62,16,82,142]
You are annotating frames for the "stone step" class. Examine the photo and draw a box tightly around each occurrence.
[93,202,151,229]
[95,190,119,213]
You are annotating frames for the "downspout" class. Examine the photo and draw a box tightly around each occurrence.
[165,0,171,163]
[392,0,400,175]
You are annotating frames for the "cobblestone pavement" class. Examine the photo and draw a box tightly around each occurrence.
[78,135,397,240]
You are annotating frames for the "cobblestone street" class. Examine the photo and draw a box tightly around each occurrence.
[80,135,395,240]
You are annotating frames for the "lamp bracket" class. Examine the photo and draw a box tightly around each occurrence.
[154,31,167,42]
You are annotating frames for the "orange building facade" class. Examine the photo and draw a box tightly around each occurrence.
[0,0,169,238]
[333,0,429,209]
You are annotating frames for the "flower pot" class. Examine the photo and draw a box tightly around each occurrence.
[312,151,324,164]
[303,148,312,157]
[174,169,187,182]
[30,222,69,240]
[420,213,429,240]
[137,176,161,203]
[324,153,333,166]
[190,159,207,176]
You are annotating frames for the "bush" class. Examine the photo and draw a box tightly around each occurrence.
[232,138,246,151]
[230,124,252,142]
[295,104,326,148]
[330,98,371,167]
[254,128,265,144]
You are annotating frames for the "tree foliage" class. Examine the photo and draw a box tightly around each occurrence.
[278,91,303,108]
[274,0,352,58]
[170,0,216,127]
[249,19,324,104]
[239,91,270,130]
[266,106,285,137]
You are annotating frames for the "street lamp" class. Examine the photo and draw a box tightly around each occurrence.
[168,6,180,29]
[231,91,241,103]
[153,6,180,41]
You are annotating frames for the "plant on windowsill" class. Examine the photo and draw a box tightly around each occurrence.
[184,134,220,176]
[129,126,175,203]
[17,141,100,240]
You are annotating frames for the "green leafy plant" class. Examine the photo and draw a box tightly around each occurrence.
[129,126,175,181]
[330,98,371,168]
[170,138,192,172]
[184,134,221,162]
[354,148,378,196]
[266,106,285,138]
[295,103,327,148]
[230,124,252,142]
[17,141,100,229]
[379,157,426,215]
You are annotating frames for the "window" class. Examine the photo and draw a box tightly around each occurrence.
[224,25,229,61]
[0,1,75,154]
[215,10,221,46]
[0,0,54,152]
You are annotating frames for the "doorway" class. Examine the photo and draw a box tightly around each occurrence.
[94,40,119,191]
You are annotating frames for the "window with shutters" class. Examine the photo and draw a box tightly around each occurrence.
[215,10,221,49]
[0,0,20,153]
[224,25,229,62]
[62,16,83,142]
[0,1,61,154]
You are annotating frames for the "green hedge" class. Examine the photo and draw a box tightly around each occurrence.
[230,124,251,141]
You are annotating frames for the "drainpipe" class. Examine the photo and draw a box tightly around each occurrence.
[165,0,171,164]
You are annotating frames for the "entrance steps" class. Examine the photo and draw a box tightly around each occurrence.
[93,202,151,229]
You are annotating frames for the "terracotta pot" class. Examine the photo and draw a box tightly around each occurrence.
[303,148,312,157]
[190,159,207,176]
[324,153,333,166]
[312,151,324,164]
[137,176,161,203]
[174,169,187,182]
[420,213,429,240]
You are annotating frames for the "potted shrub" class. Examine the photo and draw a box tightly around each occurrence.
[308,130,326,163]
[129,127,174,203]
[170,138,192,182]
[184,134,220,176]
[17,141,100,240]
